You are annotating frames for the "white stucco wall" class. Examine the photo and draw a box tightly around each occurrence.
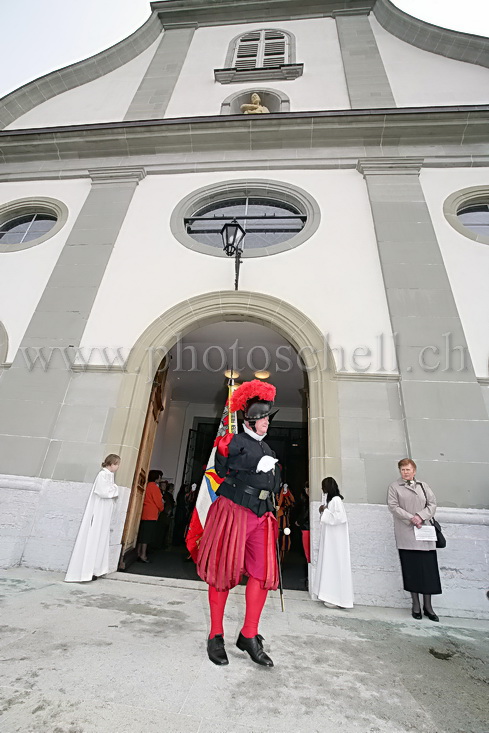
[7,36,161,130]
[0,179,91,361]
[165,18,350,118]
[370,15,489,107]
[80,169,395,373]
[420,168,489,379]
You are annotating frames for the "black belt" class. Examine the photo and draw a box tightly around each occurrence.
[224,478,271,501]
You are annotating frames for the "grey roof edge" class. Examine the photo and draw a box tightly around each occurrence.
[0,12,162,132]
[150,0,376,26]
[374,0,489,69]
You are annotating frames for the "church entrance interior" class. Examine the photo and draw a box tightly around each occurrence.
[120,321,309,590]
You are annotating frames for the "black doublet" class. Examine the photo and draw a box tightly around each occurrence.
[216,432,281,517]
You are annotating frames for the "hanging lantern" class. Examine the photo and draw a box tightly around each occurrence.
[221,219,245,257]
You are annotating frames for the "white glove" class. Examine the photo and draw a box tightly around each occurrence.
[256,456,278,473]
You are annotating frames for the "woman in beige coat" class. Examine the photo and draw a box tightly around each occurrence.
[387,458,442,621]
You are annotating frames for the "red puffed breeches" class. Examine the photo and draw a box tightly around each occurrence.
[196,496,278,591]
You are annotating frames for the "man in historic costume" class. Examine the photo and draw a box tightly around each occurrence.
[277,482,295,562]
[196,380,280,668]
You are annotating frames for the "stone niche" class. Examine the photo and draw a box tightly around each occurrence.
[220,89,290,115]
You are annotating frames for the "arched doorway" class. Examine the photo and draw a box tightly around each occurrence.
[107,291,340,571]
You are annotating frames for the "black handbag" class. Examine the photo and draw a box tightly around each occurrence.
[419,483,446,549]
[431,518,446,549]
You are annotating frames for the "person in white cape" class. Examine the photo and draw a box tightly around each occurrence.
[313,476,354,609]
[65,454,120,583]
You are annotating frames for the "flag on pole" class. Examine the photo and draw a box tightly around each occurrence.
[186,383,237,561]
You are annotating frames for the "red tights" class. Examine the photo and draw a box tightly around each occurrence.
[208,577,268,639]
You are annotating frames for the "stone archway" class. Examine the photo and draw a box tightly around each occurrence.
[0,322,8,364]
[106,291,340,498]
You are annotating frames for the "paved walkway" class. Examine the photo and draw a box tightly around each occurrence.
[0,567,487,733]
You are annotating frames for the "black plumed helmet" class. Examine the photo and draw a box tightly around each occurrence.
[230,379,277,422]
[245,398,273,421]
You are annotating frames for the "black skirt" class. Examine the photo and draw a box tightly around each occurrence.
[398,549,442,595]
[137,519,157,544]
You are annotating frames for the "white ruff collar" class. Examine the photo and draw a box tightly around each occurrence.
[243,424,266,441]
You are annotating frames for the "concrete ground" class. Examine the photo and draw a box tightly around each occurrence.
[0,568,487,733]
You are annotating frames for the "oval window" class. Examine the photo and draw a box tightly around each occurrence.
[186,197,305,250]
[457,203,489,239]
[0,213,57,245]
[171,180,320,258]
[0,197,68,253]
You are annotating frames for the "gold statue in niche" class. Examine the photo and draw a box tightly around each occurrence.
[240,92,270,114]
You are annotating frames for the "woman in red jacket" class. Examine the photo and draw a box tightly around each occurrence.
[137,470,164,562]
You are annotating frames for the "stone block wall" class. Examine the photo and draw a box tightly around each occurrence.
[0,474,130,576]
[337,378,407,505]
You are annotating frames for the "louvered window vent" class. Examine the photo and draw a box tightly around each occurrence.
[215,29,303,84]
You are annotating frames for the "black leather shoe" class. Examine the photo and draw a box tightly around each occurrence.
[411,610,422,620]
[236,633,273,667]
[207,634,229,665]
[423,608,439,622]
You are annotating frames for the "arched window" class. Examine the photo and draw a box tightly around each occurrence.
[215,29,303,84]
[233,30,289,71]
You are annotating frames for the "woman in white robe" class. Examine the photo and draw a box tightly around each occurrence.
[313,477,353,608]
[65,454,120,582]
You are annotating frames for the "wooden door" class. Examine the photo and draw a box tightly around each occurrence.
[119,366,166,568]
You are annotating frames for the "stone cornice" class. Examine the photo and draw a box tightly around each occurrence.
[0,106,487,166]
[436,508,489,525]
[70,364,125,373]
[151,0,375,26]
[357,157,424,176]
[335,371,400,381]
[345,503,489,521]
[88,167,147,185]
[332,8,371,18]
[0,474,44,493]
[374,0,489,69]
[0,155,488,182]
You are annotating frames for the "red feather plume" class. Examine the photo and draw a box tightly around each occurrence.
[230,380,276,413]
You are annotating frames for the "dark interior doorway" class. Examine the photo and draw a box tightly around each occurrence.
[127,418,309,590]
[125,319,310,590]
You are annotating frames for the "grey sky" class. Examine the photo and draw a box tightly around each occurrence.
[0,0,488,99]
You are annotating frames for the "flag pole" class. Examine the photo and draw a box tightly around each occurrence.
[274,494,285,612]
[277,543,285,612]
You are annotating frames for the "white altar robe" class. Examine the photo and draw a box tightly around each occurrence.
[312,495,354,608]
[65,468,119,582]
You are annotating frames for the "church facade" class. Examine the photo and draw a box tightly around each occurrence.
[0,0,488,617]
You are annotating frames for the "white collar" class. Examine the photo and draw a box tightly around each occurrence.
[243,423,266,441]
